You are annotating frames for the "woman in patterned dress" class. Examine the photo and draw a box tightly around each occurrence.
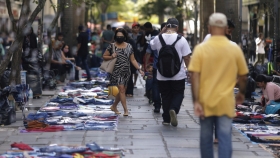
[103,28,144,116]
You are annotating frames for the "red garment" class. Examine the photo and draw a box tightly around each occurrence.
[250,115,264,119]
[11,142,33,150]
[26,125,64,132]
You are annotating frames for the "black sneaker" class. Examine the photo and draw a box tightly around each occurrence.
[169,110,178,127]
[154,108,160,113]
[149,99,153,104]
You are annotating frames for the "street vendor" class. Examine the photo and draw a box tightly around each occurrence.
[255,74,280,112]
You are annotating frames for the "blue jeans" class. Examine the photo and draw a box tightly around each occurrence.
[152,68,161,109]
[75,55,91,80]
[200,115,232,158]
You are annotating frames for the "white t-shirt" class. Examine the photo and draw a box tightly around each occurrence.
[255,37,265,54]
[150,33,191,81]
[203,34,237,45]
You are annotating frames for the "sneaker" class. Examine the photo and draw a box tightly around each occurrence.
[149,99,153,104]
[162,122,170,126]
[169,110,178,127]
[154,108,160,113]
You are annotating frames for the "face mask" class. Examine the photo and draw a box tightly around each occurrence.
[115,37,125,43]
[225,34,232,40]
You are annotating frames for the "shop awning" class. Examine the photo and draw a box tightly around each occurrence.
[243,0,260,6]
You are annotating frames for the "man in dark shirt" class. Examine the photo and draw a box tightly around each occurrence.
[75,25,91,81]
[101,24,114,54]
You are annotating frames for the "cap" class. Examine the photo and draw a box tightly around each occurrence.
[166,18,179,28]
[209,13,227,27]
[132,22,140,28]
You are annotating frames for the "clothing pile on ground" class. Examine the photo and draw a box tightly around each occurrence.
[0,142,124,158]
[21,79,119,132]
[81,68,107,80]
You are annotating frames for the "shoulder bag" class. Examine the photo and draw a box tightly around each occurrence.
[100,43,117,74]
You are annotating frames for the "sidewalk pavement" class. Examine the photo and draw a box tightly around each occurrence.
[0,78,274,158]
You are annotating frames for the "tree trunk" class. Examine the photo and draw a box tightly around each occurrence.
[61,0,73,47]
[158,14,164,25]
[0,0,46,84]
[216,0,239,43]
[199,0,214,42]
[100,2,109,29]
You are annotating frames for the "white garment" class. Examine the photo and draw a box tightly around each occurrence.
[150,33,192,81]
[255,37,265,54]
[203,34,237,45]
[203,34,212,42]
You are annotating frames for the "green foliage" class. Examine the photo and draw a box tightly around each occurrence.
[138,0,178,20]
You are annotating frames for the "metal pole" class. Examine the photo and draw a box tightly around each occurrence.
[239,0,242,44]
[194,0,198,46]
[274,0,278,66]
[41,6,44,54]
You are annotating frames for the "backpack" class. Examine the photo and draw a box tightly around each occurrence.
[157,34,182,77]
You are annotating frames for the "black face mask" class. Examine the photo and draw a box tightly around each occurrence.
[225,34,232,40]
[115,37,125,43]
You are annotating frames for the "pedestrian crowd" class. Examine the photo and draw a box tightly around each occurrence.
[2,11,275,158]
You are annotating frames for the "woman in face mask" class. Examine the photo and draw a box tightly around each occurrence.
[103,28,144,116]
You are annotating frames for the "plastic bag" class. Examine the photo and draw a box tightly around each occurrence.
[26,74,42,96]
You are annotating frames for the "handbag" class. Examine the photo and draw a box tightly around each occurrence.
[99,43,117,74]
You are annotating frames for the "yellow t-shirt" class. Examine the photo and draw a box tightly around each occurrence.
[188,36,248,118]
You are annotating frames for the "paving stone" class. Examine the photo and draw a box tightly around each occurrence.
[168,148,200,158]
[132,140,163,146]
[255,151,274,156]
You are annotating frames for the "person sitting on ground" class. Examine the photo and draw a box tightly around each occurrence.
[50,40,71,83]
[255,74,280,112]
[61,44,81,81]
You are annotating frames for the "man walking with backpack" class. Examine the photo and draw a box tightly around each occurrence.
[150,18,191,127]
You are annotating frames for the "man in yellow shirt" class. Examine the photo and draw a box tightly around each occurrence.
[188,13,248,158]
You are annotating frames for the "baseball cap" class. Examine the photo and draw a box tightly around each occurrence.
[209,13,227,27]
[132,22,140,28]
[166,18,179,28]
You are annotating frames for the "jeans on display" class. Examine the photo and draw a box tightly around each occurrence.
[152,68,161,109]
[200,115,233,158]
[50,98,74,103]
[75,55,91,80]
[27,113,48,121]
[40,146,87,153]
[158,79,185,122]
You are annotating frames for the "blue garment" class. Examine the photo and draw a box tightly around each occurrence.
[146,36,158,69]
[50,98,74,103]
[27,113,48,121]
[40,146,87,153]
[75,55,91,80]
[152,68,161,109]
[265,101,280,114]
[200,116,232,158]
[86,142,104,151]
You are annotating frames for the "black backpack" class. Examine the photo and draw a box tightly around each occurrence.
[157,34,182,77]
